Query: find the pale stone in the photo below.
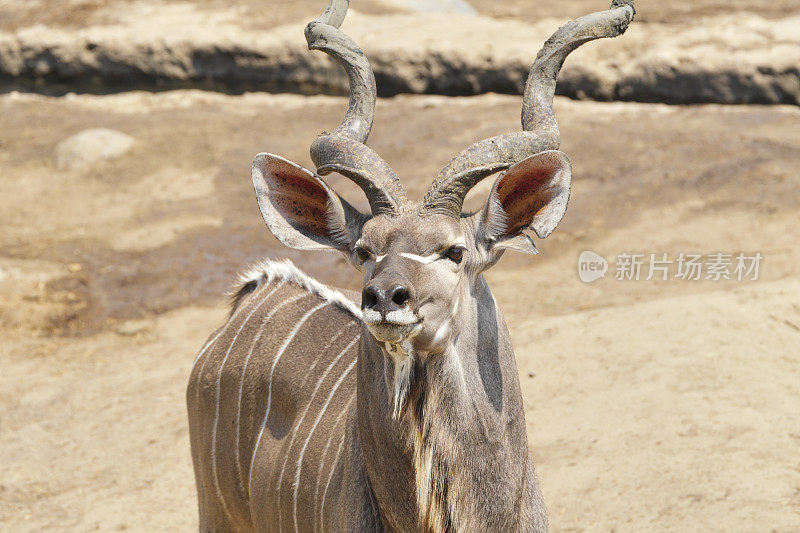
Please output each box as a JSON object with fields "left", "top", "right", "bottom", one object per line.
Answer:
{"left": 54, "top": 128, "right": 134, "bottom": 170}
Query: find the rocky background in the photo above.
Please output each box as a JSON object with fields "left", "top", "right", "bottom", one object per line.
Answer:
{"left": 1, "top": 1, "right": 799, "bottom": 531}
{"left": 2, "top": 0, "right": 799, "bottom": 103}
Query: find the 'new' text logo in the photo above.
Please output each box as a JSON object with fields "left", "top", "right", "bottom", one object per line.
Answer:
{"left": 578, "top": 251, "right": 608, "bottom": 283}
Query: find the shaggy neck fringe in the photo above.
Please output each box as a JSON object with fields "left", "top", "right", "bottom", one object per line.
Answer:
{"left": 403, "top": 364, "right": 454, "bottom": 533}
{"left": 229, "top": 258, "right": 362, "bottom": 318}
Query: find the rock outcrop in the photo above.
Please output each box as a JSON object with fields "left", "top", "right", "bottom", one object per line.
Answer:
{"left": 1, "top": 12, "right": 798, "bottom": 104}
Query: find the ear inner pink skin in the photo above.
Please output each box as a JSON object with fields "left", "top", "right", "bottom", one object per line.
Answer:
{"left": 496, "top": 166, "right": 558, "bottom": 234}
{"left": 490, "top": 151, "right": 571, "bottom": 238}
{"left": 266, "top": 170, "right": 331, "bottom": 237}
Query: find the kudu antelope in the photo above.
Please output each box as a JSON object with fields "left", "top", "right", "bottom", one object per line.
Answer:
{"left": 188, "top": 0, "right": 635, "bottom": 530}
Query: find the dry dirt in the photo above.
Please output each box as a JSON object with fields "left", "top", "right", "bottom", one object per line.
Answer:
{"left": 1, "top": 91, "right": 799, "bottom": 531}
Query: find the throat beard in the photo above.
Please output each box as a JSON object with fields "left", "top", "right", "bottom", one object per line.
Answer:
{"left": 383, "top": 341, "right": 415, "bottom": 419}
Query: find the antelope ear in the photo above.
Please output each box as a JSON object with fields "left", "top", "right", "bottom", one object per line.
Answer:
{"left": 478, "top": 150, "right": 572, "bottom": 251}
{"left": 252, "top": 153, "right": 365, "bottom": 252}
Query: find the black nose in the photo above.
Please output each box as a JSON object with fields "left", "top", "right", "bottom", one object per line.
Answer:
{"left": 362, "top": 284, "right": 411, "bottom": 317}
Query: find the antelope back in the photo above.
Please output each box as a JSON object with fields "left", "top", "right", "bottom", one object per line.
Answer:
{"left": 188, "top": 261, "right": 363, "bottom": 531}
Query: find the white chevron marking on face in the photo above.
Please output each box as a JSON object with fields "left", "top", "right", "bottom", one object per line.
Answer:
{"left": 398, "top": 252, "right": 439, "bottom": 264}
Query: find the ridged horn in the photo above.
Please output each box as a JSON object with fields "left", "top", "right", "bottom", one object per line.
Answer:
{"left": 305, "top": 0, "right": 408, "bottom": 215}
{"left": 422, "top": 0, "right": 635, "bottom": 217}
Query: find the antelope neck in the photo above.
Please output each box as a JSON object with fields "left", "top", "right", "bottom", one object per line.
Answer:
{"left": 354, "top": 278, "right": 531, "bottom": 531}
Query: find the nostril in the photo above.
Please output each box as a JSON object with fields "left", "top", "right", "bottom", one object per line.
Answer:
{"left": 362, "top": 286, "right": 379, "bottom": 309}
{"left": 391, "top": 287, "right": 410, "bottom": 307}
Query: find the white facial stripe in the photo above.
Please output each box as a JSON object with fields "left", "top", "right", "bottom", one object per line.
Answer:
{"left": 375, "top": 254, "right": 387, "bottom": 263}
{"left": 432, "top": 320, "right": 450, "bottom": 344}
{"left": 399, "top": 252, "right": 439, "bottom": 264}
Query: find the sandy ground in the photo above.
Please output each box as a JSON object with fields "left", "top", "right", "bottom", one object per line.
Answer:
{"left": 1, "top": 91, "right": 799, "bottom": 531}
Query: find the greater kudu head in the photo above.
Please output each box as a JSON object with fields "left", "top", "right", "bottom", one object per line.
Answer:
{"left": 253, "top": 0, "right": 635, "bottom": 354}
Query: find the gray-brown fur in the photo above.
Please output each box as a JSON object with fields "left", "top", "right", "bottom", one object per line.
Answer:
{"left": 189, "top": 269, "right": 365, "bottom": 531}
{"left": 189, "top": 253, "right": 546, "bottom": 531}
{"left": 189, "top": 0, "right": 635, "bottom": 530}
{"left": 355, "top": 262, "right": 548, "bottom": 532}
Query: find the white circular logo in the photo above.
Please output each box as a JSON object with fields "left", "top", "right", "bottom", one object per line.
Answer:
{"left": 577, "top": 251, "right": 608, "bottom": 283}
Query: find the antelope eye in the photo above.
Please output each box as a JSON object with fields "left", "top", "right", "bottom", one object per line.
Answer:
{"left": 354, "top": 247, "right": 370, "bottom": 263}
{"left": 444, "top": 246, "right": 464, "bottom": 264}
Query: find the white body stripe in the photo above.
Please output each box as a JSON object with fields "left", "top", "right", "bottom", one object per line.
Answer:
{"left": 193, "top": 329, "right": 223, "bottom": 367}
{"left": 248, "top": 301, "right": 329, "bottom": 497}
{"left": 210, "top": 285, "right": 283, "bottom": 524}
{"left": 233, "top": 289, "right": 307, "bottom": 488}
{"left": 192, "top": 261, "right": 367, "bottom": 531}
{"left": 313, "top": 408, "right": 346, "bottom": 532}
{"left": 274, "top": 330, "right": 357, "bottom": 525}
{"left": 292, "top": 339, "right": 359, "bottom": 533}
{"left": 191, "top": 283, "right": 274, "bottom": 525}
{"left": 320, "top": 420, "right": 349, "bottom": 530}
